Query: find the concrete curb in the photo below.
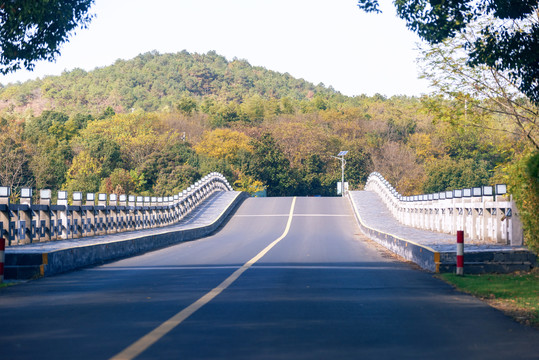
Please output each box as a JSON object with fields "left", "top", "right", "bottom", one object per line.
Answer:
{"left": 348, "top": 193, "right": 440, "bottom": 272}
{"left": 6, "top": 191, "right": 249, "bottom": 279}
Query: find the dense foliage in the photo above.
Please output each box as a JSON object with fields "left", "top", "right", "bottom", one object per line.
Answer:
{"left": 0, "top": 51, "right": 335, "bottom": 115}
{"left": 0, "top": 0, "right": 95, "bottom": 74}
{"left": 0, "top": 50, "right": 536, "bottom": 250}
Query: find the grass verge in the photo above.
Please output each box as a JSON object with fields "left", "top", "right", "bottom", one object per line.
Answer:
{"left": 437, "top": 270, "right": 539, "bottom": 328}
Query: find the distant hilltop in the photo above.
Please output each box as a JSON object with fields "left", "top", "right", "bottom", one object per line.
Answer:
{"left": 0, "top": 50, "right": 338, "bottom": 116}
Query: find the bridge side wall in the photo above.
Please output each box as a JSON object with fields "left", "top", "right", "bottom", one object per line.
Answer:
{"left": 364, "top": 173, "right": 524, "bottom": 246}
{"left": 0, "top": 173, "right": 233, "bottom": 248}
{"left": 42, "top": 192, "right": 249, "bottom": 277}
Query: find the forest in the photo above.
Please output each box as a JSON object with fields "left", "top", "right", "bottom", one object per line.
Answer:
{"left": 0, "top": 50, "right": 537, "bottom": 251}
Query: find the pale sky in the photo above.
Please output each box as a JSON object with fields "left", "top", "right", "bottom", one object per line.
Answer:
{"left": 0, "top": 0, "right": 431, "bottom": 97}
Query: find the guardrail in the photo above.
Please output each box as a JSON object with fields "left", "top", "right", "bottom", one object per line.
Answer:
{"left": 365, "top": 172, "right": 523, "bottom": 246}
{"left": 0, "top": 172, "right": 233, "bottom": 247}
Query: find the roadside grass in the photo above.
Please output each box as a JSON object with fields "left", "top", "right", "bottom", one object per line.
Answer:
{"left": 0, "top": 281, "right": 24, "bottom": 289}
{"left": 437, "top": 270, "right": 539, "bottom": 328}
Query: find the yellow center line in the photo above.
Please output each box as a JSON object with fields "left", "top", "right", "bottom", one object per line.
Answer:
{"left": 109, "top": 197, "right": 297, "bottom": 360}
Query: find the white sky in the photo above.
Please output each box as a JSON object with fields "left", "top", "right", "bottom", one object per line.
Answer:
{"left": 0, "top": 0, "right": 431, "bottom": 97}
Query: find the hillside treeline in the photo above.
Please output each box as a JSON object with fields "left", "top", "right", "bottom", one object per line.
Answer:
{"left": 0, "top": 92, "right": 515, "bottom": 198}
{"left": 0, "top": 51, "right": 536, "bottom": 252}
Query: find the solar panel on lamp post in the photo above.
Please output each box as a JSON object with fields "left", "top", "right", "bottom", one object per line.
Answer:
{"left": 330, "top": 151, "right": 348, "bottom": 197}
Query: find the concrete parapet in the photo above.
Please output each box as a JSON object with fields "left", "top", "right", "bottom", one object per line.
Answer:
{"left": 348, "top": 190, "right": 536, "bottom": 274}
{"left": 4, "top": 191, "right": 248, "bottom": 280}
{"left": 365, "top": 172, "right": 523, "bottom": 246}
{"left": 0, "top": 172, "right": 233, "bottom": 248}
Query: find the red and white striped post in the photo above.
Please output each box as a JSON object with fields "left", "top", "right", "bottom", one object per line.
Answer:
{"left": 0, "top": 238, "right": 5, "bottom": 284}
{"left": 456, "top": 230, "right": 464, "bottom": 276}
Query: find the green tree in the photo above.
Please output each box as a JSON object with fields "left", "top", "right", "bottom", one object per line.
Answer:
{"left": 79, "top": 112, "right": 176, "bottom": 168}
{"left": 177, "top": 96, "right": 198, "bottom": 114}
{"left": 137, "top": 142, "right": 196, "bottom": 192}
{"left": 0, "top": 0, "right": 95, "bottom": 74}
{"left": 153, "top": 164, "right": 200, "bottom": 196}
{"left": 77, "top": 134, "right": 124, "bottom": 178}
{"left": 357, "top": 0, "right": 539, "bottom": 104}
{"left": 248, "top": 133, "right": 299, "bottom": 196}
{"left": 342, "top": 145, "right": 373, "bottom": 190}
{"left": 99, "top": 106, "right": 115, "bottom": 119}
{"left": 28, "top": 138, "right": 72, "bottom": 189}
{"left": 423, "top": 157, "right": 491, "bottom": 193}
{"left": 24, "top": 111, "right": 69, "bottom": 142}
{"left": 498, "top": 150, "right": 539, "bottom": 253}
{"left": 241, "top": 95, "right": 266, "bottom": 123}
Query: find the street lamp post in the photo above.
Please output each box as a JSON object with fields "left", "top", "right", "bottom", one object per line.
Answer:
{"left": 331, "top": 151, "right": 348, "bottom": 197}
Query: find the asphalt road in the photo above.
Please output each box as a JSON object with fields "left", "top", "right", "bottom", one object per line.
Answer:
{"left": 0, "top": 197, "right": 538, "bottom": 359}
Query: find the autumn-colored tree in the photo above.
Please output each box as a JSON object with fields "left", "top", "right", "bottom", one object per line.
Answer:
{"left": 79, "top": 112, "right": 178, "bottom": 168}
{"left": 99, "top": 169, "right": 145, "bottom": 195}
{"left": 63, "top": 151, "right": 101, "bottom": 194}
{"left": 0, "top": 120, "right": 31, "bottom": 190}
{"left": 230, "top": 165, "right": 266, "bottom": 195}
{"left": 372, "top": 141, "right": 424, "bottom": 195}
{"left": 194, "top": 129, "right": 253, "bottom": 164}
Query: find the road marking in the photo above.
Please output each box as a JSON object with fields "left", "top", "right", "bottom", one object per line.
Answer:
{"left": 109, "top": 197, "right": 297, "bottom": 360}
{"left": 236, "top": 214, "right": 350, "bottom": 217}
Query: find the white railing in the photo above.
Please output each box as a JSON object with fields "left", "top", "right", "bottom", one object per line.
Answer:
{"left": 364, "top": 172, "right": 523, "bottom": 246}
{"left": 0, "top": 172, "right": 233, "bottom": 247}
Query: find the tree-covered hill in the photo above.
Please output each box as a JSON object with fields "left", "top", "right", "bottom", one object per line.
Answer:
{"left": 0, "top": 49, "right": 537, "bottom": 252}
{"left": 0, "top": 50, "right": 337, "bottom": 115}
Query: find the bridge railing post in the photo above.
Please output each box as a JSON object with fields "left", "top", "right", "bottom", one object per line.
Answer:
{"left": 0, "top": 187, "right": 11, "bottom": 246}
{"left": 118, "top": 195, "right": 127, "bottom": 232}
{"left": 85, "top": 193, "right": 96, "bottom": 237}
{"left": 108, "top": 194, "right": 118, "bottom": 234}
{"left": 135, "top": 196, "right": 143, "bottom": 230}
{"left": 127, "top": 195, "right": 136, "bottom": 231}
{"left": 38, "top": 190, "right": 52, "bottom": 242}
{"left": 97, "top": 193, "right": 108, "bottom": 235}
{"left": 56, "top": 191, "right": 69, "bottom": 240}
{"left": 71, "top": 192, "right": 83, "bottom": 239}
